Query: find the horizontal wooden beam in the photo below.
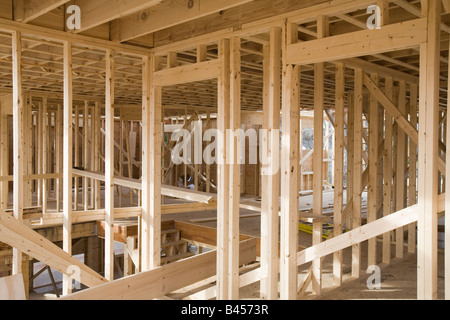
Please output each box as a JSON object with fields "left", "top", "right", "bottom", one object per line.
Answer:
{"left": 72, "top": 169, "right": 215, "bottom": 203}
{"left": 152, "top": 60, "right": 221, "bottom": 87}
{"left": 75, "top": 0, "right": 163, "bottom": 33}
{"left": 114, "top": 0, "right": 254, "bottom": 42}
{"left": 60, "top": 238, "right": 257, "bottom": 300}
{"left": 286, "top": 18, "right": 427, "bottom": 65}
{"left": 14, "top": 0, "right": 70, "bottom": 23}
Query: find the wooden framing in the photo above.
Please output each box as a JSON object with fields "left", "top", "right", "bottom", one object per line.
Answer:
{"left": 417, "top": 0, "right": 441, "bottom": 300}
{"left": 0, "top": 0, "right": 448, "bottom": 302}
{"left": 260, "top": 26, "right": 281, "bottom": 300}
{"left": 279, "top": 22, "right": 300, "bottom": 300}
{"left": 62, "top": 40, "right": 73, "bottom": 296}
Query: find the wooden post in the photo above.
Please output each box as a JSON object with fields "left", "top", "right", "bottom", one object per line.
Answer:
{"left": 142, "top": 54, "right": 162, "bottom": 272}
{"left": 0, "top": 101, "right": 8, "bottom": 211}
{"left": 368, "top": 73, "right": 379, "bottom": 267}
{"left": 42, "top": 97, "right": 48, "bottom": 214}
{"left": 383, "top": 77, "right": 394, "bottom": 265}
{"left": 228, "top": 36, "right": 241, "bottom": 300}
{"left": 94, "top": 102, "right": 100, "bottom": 210}
{"left": 217, "top": 38, "right": 231, "bottom": 300}
{"left": 395, "top": 80, "right": 407, "bottom": 259}
{"left": 84, "top": 101, "right": 89, "bottom": 211}
{"left": 62, "top": 40, "right": 73, "bottom": 296}
{"left": 417, "top": 0, "right": 440, "bottom": 300}
{"left": 333, "top": 62, "right": 345, "bottom": 287}
{"left": 105, "top": 49, "right": 115, "bottom": 281}
{"left": 408, "top": 83, "right": 418, "bottom": 254}
{"left": 352, "top": 68, "right": 363, "bottom": 279}
{"left": 260, "top": 26, "right": 281, "bottom": 300}
{"left": 446, "top": 40, "right": 450, "bottom": 301}
{"left": 74, "top": 105, "right": 79, "bottom": 210}
{"left": 280, "top": 22, "right": 300, "bottom": 300}
{"left": 12, "top": 30, "right": 24, "bottom": 277}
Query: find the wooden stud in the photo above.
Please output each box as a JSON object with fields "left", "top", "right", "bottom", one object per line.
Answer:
{"left": 260, "top": 26, "right": 281, "bottom": 301}
{"left": 417, "top": 0, "right": 440, "bottom": 300}
{"left": 62, "top": 40, "right": 73, "bottom": 296}
{"left": 383, "top": 77, "right": 394, "bottom": 265}
{"left": 12, "top": 30, "right": 24, "bottom": 277}
{"left": 408, "top": 83, "right": 418, "bottom": 254}
{"left": 217, "top": 38, "right": 231, "bottom": 300}
{"left": 352, "top": 68, "right": 363, "bottom": 279}
{"left": 333, "top": 62, "right": 345, "bottom": 287}
{"left": 0, "top": 100, "right": 8, "bottom": 212}
{"left": 141, "top": 54, "right": 162, "bottom": 272}
{"left": 42, "top": 97, "right": 48, "bottom": 214}
{"left": 105, "top": 49, "right": 115, "bottom": 281}
{"left": 395, "top": 80, "right": 407, "bottom": 259}
{"left": 368, "top": 73, "right": 379, "bottom": 267}
{"left": 228, "top": 36, "right": 241, "bottom": 300}
{"left": 280, "top": 22, "right": 300, "bottom": 300}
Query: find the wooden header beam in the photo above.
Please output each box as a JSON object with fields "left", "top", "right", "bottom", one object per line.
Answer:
{"left": 286, "top": 18, "right": 427, "bottom": 65}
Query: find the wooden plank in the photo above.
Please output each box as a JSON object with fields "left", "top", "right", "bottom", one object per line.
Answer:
{"left": 352, "top": 68, "right": 363, "bottom": 279}
{"left": 368, "top": 73, "right": 379, "bottom": 267}
{"left": 260, "top": 26, "right": 281, "bottom": 300}
{"left": 0, "top": 274, "right": 26, "bottom": 300}
{"left": 11, "top": 30, "right": 23, "bottom": 277}
{"left": 286, "top": 18, "right": 427, "bottom": 65}
{"left": 417, "top": 0, "right": 440, "bottom": 300}
{"left": 383, "top": 77, "right": 394, "bottom": 265}
{"left": 0, "top": 88, "right": 9, "bottom": 211}
{"left": 446, "top": 39, "right": 450, "bottom": 301}
{"left": 74, "top": 0, "right": 162, "bottom": 33}
{"left": 141, "top": 54, "right": 162, "bottom": 271}
{"left": 395, "top": 80, "right": 407, "bottom": 259}
{"left": 115, "top": 0, "right": 254, "bottom": 42}
{"left": 0, "top": 211, "right": 107, "bottom": 288}
{"left": 228, "top": 36, "right": 241, "bottom": 300}
{"left": 152, "top": 60, "right": 220, "bottom": 87}
{"left": 60, "top": 238, "right": 257, "bottom": 300}
{"left": 217, "top": 38, "right": 231, "bottom": 300}
{"left": 62, "top": 40, "right": 73, "bottom": 296}
{"left": 408, "top": 83, "right": 418, "bottom": 254}
{"left": 42, "top": 97, "right": 48, "bottom": 214}
{"left": 333, "top": 62, "right": 345, "bottom": 287}
{"left": 14, "top": 0, "right": 70, "bottom": 23}
{"left": 105, "top": 49, "right": 115, "bottom": 281}
{"left": 297, "top": 205, "right": 420, "bottom": 267}
{"left": 280, "top": 22, "right": 300, "bottom": 300}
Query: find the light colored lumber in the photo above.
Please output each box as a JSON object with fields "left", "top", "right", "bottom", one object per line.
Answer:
{"left": 0, "top": 210, "right": 107, "bottom": 288}
{"left": 417, "top": 0, "right": 440, "bottom": 300}
{"left": 368, "top": 73, "right": 379, "bottom": 267}
{"left": 333, "top": 62, "right": 345, "bottom": 287}
{"left": 60, "top": 238, "right": 257, "bottom": 300}
{"left": 383, "top": 77, "right": 394, "bottom": 265}
{"left": 152, "top": 60, "right": 221, "bottom": 87}
{"left": 62, "top": 40, "right": 73, "bottom": 296}
{"left": 105, "top": 49, "right": 115, "bottom": 281}
{"left": 74, "top": 0, "right": 162, "bottom": 33}
{"left": 12, "top": 30, "right": 24, "bottom": 277}
{"left": 352, "top": 68, "right": 363, "bottom": 279}
{"left": 286, "top": 18, "right": 427, "bottom": 65}
{"left": 217, "top": 38, "right": 231, "bottom": 300}
{"left": 0, "top": 274, "right": 26, "bottom": 300}
{"left": 14, "top": 0, "right": 70, "bottom": 23}
{"left": 114, "top": 0, "right": 255, "bottom": 42}
{"left": 280, "top": 22, "right": 300, "bottom": 300}
{"left": 260, "top": 26, "right": 281, "bottom": 300}
{"left": 297, "top": 205, "right": 419, "bottom": 267}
